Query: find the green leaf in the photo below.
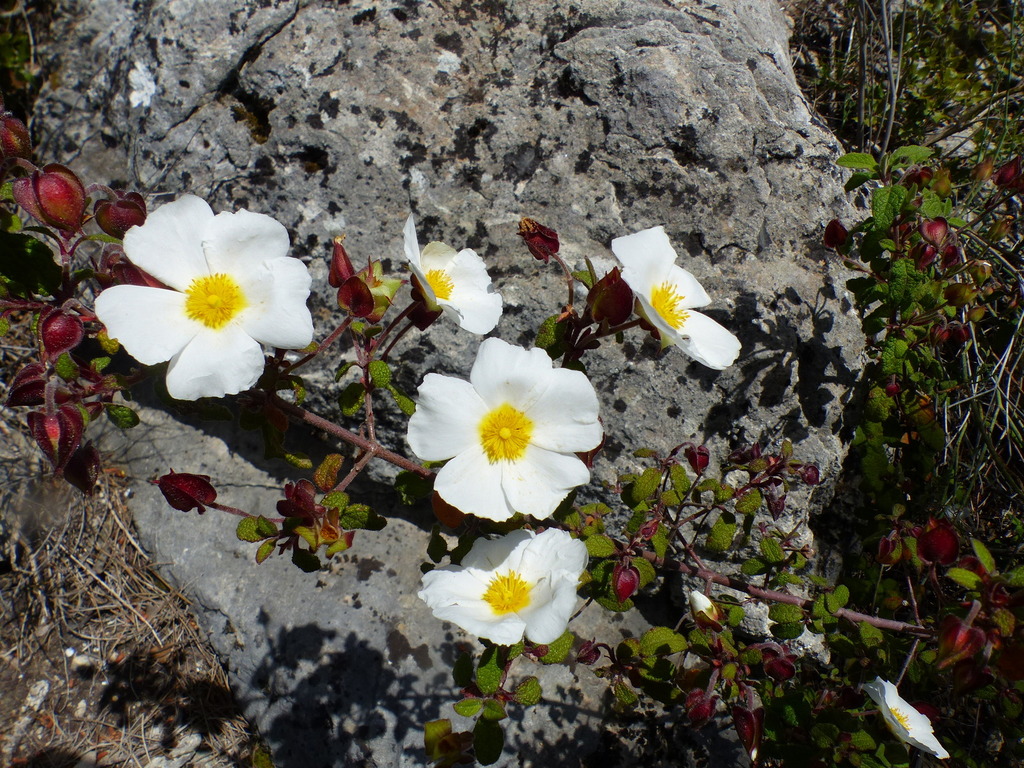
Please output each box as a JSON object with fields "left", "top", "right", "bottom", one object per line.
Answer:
{"left": 338, "top": 381, "right": 364, "bottom": 417}
{"left": 811, "top": 722, "right": 841, "bottom": 748}
{"left": 669, "top": 463, "right": 691, "bottom": 496}
{"left": 640, "top": 627, "right": 688, "bottom": 657}
{"left": 535, "top": 314, "right": 568, "bottom": 359}
{"left": 887, "top": 259, "right": 916, "bottom": 309}
{"left": 539, "top": 630, "right": 574, "bottom": 664}
{"left": 825, "top": 585, "right": 850, "bottom": 614}
{"left": 255, "top": 539, "right": 275, "bottom": 564}
{"left": 367, "top": 359, "right": 391, "bottom": 388}
{"left": 741, "top": 557, "right": 768, "bottom": 576}
{"left": 476, "top": 647, "right": 503, "bottom": 695}
{"left": 424, "top": 719, "right": 454, "bottom": 761}
{"left": 385, "top": 383, "right": 416, "bottom": 416}
{"left": 837, "top": 152, "right": 879, "bottom": 171}
{"left": 0, "top": 230, "right": 62, "bottom": 298}
{"left": 427, "top": 525, "right": 448, "bottom": 563}
{"left": 54, "top": 352, "right": 79, "bottom": 382}
{"left": 971, "top": 538, "right": 996, "bottom": 574}
{"left": 759, "top": 537, "right": 785, "bottom": 564}
{"left": 735, "top": 488, "right": 763, "bottom": 515}
{"left": 918, "top": 189, "right": 948, "bottom": 218}
{"left": 284, "top": 451, "right": 313, "bottom": 470}
{"left": 571, "top": 269, "right": 595, "bottom": 289}
{"left": 291, "top": 549, "right": 321, "bottom": 572}
{"left": 632, "top": 556, "right": 656, "bottom": 588}
{"left": 871, "top": 185, "right": 909, "bottom": 233}
{"left": 858, "top": 621, "right": 884, "bottom": 648}
{"left": 768, "top": 604, "right": 804, "bottom": 624}
{"left": 321, "top": 490, "right": 350, "bottom": 512}
{"left": 452, "top": 652, "right": 473, "bottom": 687}
{"left": 313, "top": 453, "right": 344, "bottom": 492}
{"left": 849, "top": 729, "right": 877, "bottom": 752}
{"left": 623, "top": 467, "right": 662, "bottom": 509}
{"left": 770, "top": 622, "right": 805, "bottom": 640}
{"left": 338, "top": 503, "right": 387, "bottom": 531}
{"left": 705, "top": 512, "right": 737, "bottom": 553}
{"left": 1006, "top": 566, "right": 1024, "bottom": 588}
{"left": 480, "top": 699, "right": 507, "bottom": 721}
{"left": 880, "top": 336, "right": 910, "bottom": 376}
{"left": 584, "top": 535, "right": 617, "bottom": 558}
{"left": 845, "top": 171, "right": 875, "bottom": 192}
{"left": 946, "top": 566, "right": 982, "bottom": 590}
{"left": 105, "top": 403, "right": 140, "bottom": 429}
{"left": 334, "top": 361, "right": 357, "bottom": 381}
{"left": 612, "top": 681, "right": 639, "bottom": 707}
{"left": 255, "top": 515, "right": 278, "bottom": 537}
{"left": 888, "top": 145, "right": 932, "bottom": 167}
{"left": 236, "top": 516, "right": 267, "bottom": 542}
{"left": 513, "top": 676, "right": 542, "bottom": 706}
{"left": 394, "top": 470, "right": 433, "bottom": 505}
{"left": 472, "top": 717, "right": 504, "bottom": 766}
{"left": 453, "top": 698, "right": 483, "bottom": 717}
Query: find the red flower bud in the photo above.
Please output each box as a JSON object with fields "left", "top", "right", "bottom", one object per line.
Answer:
{"left": 157, "top": 470, "right": 217, "bottom": 513}
{"left": 940, "top": 244, "right": 961, "bottom": 269}
{"left": 64, "top": 442, "right": 101, "bottom": 494}
{"left": 337, "top": 274, "right": 375, "bottom": 318}
{"left": 0, "top": 113, "right": 31, "bottom": 159}
{"left": 823, "top": 219, "right": 848, "bottom": 250}
{"left": 684, "top": 444, "right": 710, "bottom": 474}
{"left": 685, "top": 689, "right": 718, "bottom": 727}
{"left": 762, "top": 646, "right": 797, "bottom": 681}
{"left": 994, "top": 156, "right": 1021, "bottom": 187}
{"left": 876, "top": 530, "right": 903, "bottom": 565}
{"left": 588, "top": 267, "right": 633, "bottom": 325}
{"left": 6, "top": 362, "right": 48, "bottom": 407}
{"left": 12, "top": 163, "right": 86, "bottom": 232}
{"left": 937, "top": 615, "right": 985, "bottom": 669}
{"left": 800, "top": 465, "right": 820, "bottom": 485}
{"left": 917, "top": 518, "right": 959, "bottom": 565}
{"left": 918, "top": 218, "right": 948, "bottom": 247}
{"left": 732, "top": 706, "right": 765, "bottom": 762}
{"left": 40, "top": 311, "right": 84, "bottom": 358}
{"left": 328, "top": 236, "right": 356, "bottom": 288}
{"left": 94, "top": 193, "right": 147, "bottom": 239}
{"left": 28, "top": 405, "right": 85, "bottom": 474}
{"left": 576, "top": 640, "right": 601, "bottom": 665}
{"left": 638, "top": 518, "right": 660, "bottom": 541}
{"left": 517, "top": 217, "right": 559, "bottom": 263}
{"left": 612, "top": 562, "right": 640, "bottom": 603}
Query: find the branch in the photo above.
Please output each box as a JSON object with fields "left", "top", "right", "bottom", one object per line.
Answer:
{"left": 642, "top": 551, "right": 934, "bottom": 639}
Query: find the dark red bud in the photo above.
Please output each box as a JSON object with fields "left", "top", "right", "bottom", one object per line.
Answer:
{"left": 94, "top": 195, "right": 147, "bottom": 239}
{"left": 157, "top": 470, "right": 217, "bottom": 513}
{"left": 685, "top": 689, "right": 717, "bottom": 727}
{"left": 876, "top": 531, "right": 903, "bottom": 565}
{"left": 763, "top": 651, "right": 797, "bottom": 682}
{"left": 409, "top": 296, "right": 443, "bottom": 331}
{"left": 823, "top": 219, "right": 848, "bottom": 250}
{"left": 588, "top": 267, "right": 633, "bottom": 325}
{"left": 517, "top": 217, "right": 559, "bottom": 264}
{"left": 684, "top": 444, "right": 710, "bottom": 474}
{"left": 0, "top": 114, "right": 31, "bottom": 159}
{"left": 337, "top": 274, "right": 375, "bottom": 318}
{"left": 13, "top": 163, "right": 86, "bottom": 231}
{"left": 917, "top": 518, "right": 959, "bottom": 565}
{"left": 766, "top": 492, "right": 786, "bottom": 519}
{"left": 919, "top": 218, "right": 948, "bottom": 247}
{"left": 6, "top": 362, "right": 47, "bottom": 407}
{"left": 937, "top": 615, "right": 985, "bottom": 669}
{"left": 800, "top": 465, "right": 820, "bottom": 485}
{"left": 732, "top": 706, "right": 765, "bottom": 762}
{"left": 328, "top": 236, "right": 356, "bottom": 288}
{"left": 884, "top": 380, "right": 901, "bottom": 397}
{"left": 576, "top": 640, "right": 601, "bottom": 665}
{"left": 612, "top": 562, "right": 640, "bottom": 603}
{"left": 913, "top": 242, "right": 938, "bottom": 270}
{"left": 994, "top": 156, "right": 1021, "bottom": 187}
{"left": 28, "top": 405, "right": 85, "bottom": 474}
{"left": 40, "top": 311, "right": 85, "bottom": 358}
{"left": 638, "top": 518, "right": 660, "bottom": 541}
{"left": 940, "top": 244, "right": 961, "bottom": 270}
{"left": 998, "top": 642, "right": 1024, "bottom": 681}
{"left": 64, "top": 442, "right": 101, "bottom": 494}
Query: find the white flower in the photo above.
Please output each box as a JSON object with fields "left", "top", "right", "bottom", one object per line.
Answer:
{"left": 863, "top": 677, "right": 949, "bottom": 759}
{"left": 418, "top": 528, "right": 588, "bottom": 645}
{"left": 407, "top": 337, "right": 602, "bottom": 522}
{"left": 95, "top": 195, "right": 312, "bottom": 400}
{"left": 689, "top": 590, "right": 719, "bottom": 621}
{"left": 402, "top": 214, "right": 502, "bottom": 334}
{"left": 611, "top": 226, "right": 740, "bottom": 370}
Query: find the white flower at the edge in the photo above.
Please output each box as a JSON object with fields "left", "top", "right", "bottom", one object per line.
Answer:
{"left": 94, "top": 195, "right": 313, "bottom": 400}
{"left": 418, "top": 528, "right": 588, "bottom": 645}
{"left": 611, "top": 225, "right": 741, "bottom": 370}
{"left": 688, "top": 590, "right": 718, "bottom": 621}
{"left": 863, "top": 677, "right": 950, "bottom": 759}
{"left": 407, "top": 337, "right": 602, "bottom": 522}
{"left": 402, "top": 214, "right": 502, "bottom": 334}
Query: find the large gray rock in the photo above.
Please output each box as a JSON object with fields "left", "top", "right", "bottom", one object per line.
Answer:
{"left": 36, "top": 0, "right": 862, "bottom": 765}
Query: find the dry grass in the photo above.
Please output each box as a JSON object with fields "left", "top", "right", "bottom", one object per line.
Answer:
{"left": 0, "top": 332, "right": 260, "bottom": 767}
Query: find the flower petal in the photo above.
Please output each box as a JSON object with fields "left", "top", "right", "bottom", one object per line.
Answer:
{"left": 526, "top": 367, "right": 602, "bottom": 453}
{"left": 461, "top": 529, "right": 535, "bottom": 571}
{"left": 122, "top": 195, "right": 214, "bottom": 290}
{"left": 94, "top": 285, "right": 195, "bottom": 364}
{"left": 407, "top": 375, "right": 488, "bottom": 462}
{"left": 403, "top": 214, "right": 422, "bottom": 269}
{"left": 518, "top": 576, "right": 578, "bottom": 644}
{"left": 516, "top": 529, "right": 588, "bottom": 581}
{"left": 500, "top": 445, "right": 590, "bottom": 519}
{"left": 612, "top": 225, "right": 678, "bottom": 280}
{"left": 202, "top": 208, "right": 291, "bottom": 273}
{"left": 470, "top": 337, "right": 554, "bottom": 410}
{"left": 439, "top": 248, "right": 503, "bottom": 334}
{"left": 164, "top": 324, "right": 265, "bottom": 399}
{"left": 661, "top": 310, "right": 741, "bottom": 370}
{"left": 664, "top": 263, "right": 712, "bottom": 309}
{"left": 434, "top": 446, "right": 516, "bottom": 521}
{"left": 238, "top": 256, "right": 313, "bottom": 349}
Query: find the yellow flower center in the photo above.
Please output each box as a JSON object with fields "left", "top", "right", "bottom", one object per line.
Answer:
{"left": 483, "top": 571, "right": 532, "bottom": 614}
{"left": 184, "top": 273, "right": 247, "bottom": 329}
{"left": 650, "top": 281, "right": 689, "bottom": 329}
{"left": 479, "top": 403, "right": 533, "bottom": 462}
{"left": 890, "top": 707, "right": 912, "bottom": 730}
{"left": 425, "top": 269, "right": 454, "bottom": 301}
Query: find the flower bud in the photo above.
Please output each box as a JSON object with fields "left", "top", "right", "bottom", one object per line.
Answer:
{"left": 732, "top": 705, "right": 765, "bottom": 762}
{"left": 689, "top": 590, "right": 723, "bottom": 631}
{"left": 94, "top": 193, "right": 147, "bottom": 239}
{"left": 761, "top": 645, "right": 797, "bottom": 681}
{"left": 28, "top": 405, "right": 85, "bottom": 474}
{"left": 940, "top": 244, "right": 961, "bottom": 270}
{"left": 972, "top": 157, "right": 994, "bottom": 182}
{"left": 328, "top": 236, "right": 356, "bottom": 288}
{"left": 517, "top": 217, "right": 559, "bottom": 264}
{"left": 919, "top": 218, "right": 948, "bottom": 247}
{"left": 987, "top": 217, "right": 1011, "bottom": 242}
{"left": 917, "top": 517, "right": 959, "bottom": 565}
{"left": 937, "top": 614, "right": 985, "bottom": 669}
{"left": 588, "top": 267, "right": 633, "bottom": 325}
{"left": 876, "top": 530, "right": 903, "bottom": 565}
{"left": 684, "top": 444, "right": 710, "bottom": 474}
{"left": 157, "top": 470, "right": 217, "bottom": 513}
{"left": 576, "top": 640, "right": 602, "bottom": 665}
{"left": 969, "top": 261, "right": 993, "bottom": 286}
{"left": 612, "top": 562, "right": 641, "bottom": 603}
{"left": 337, "top": 274, "right": 375, "bottom": 318}
{"left": 0, "top": 113, "right": 31, "bottom": 159}
{"left": 912, "top": 242, "right": 937, "bottom": 270}
{"left": 800, "top": 465, "right": 820, "bottom": 485}
{"left": 931, "top": 167, "right": 952, "bottom": 198}
{"left": 13, "top": 163, "right": 87, "bottom": 232}
{"left": 994, "top": 156, "right": 1021, "bottom": 188}
{"left": 685, "top": 689, "right": 718, "bottom": 727}
{"left": 40, "top": 311, "right": 84, "bottom": 358}
{"left": 6, "top": 362, "right": 47, "bottom": 407}
{"left": 64, "top": 442, "right": 101, "bottom": 494}
{"left": 884, "top": 379, "right": 901, "bottom": 397}
{"left": 966, "top": 305, "right": 986, "bottom": 324}
{"left": 823, "top": 219, "right": 848, "bottom": 250}
{"left": 944, "top": 283, "right": 977, "bottom": 308}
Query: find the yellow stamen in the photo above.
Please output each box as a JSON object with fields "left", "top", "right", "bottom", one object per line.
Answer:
{"left": 890, "top": 708, "right": 912, "bottom": 730}
{"left": 425, "top": 269, "right": 454, "bottom": 300}
{"left": 650, "top": 281, "right": 690, "bottom": 329}
{"left": 184, "top": 273, "right": 247, "bottom": 329}
{"left": 483, "top": 571, "right": 532, "bottom": 614}
{"left": 479, "top": 403, "right": 533, "bottom": 462}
